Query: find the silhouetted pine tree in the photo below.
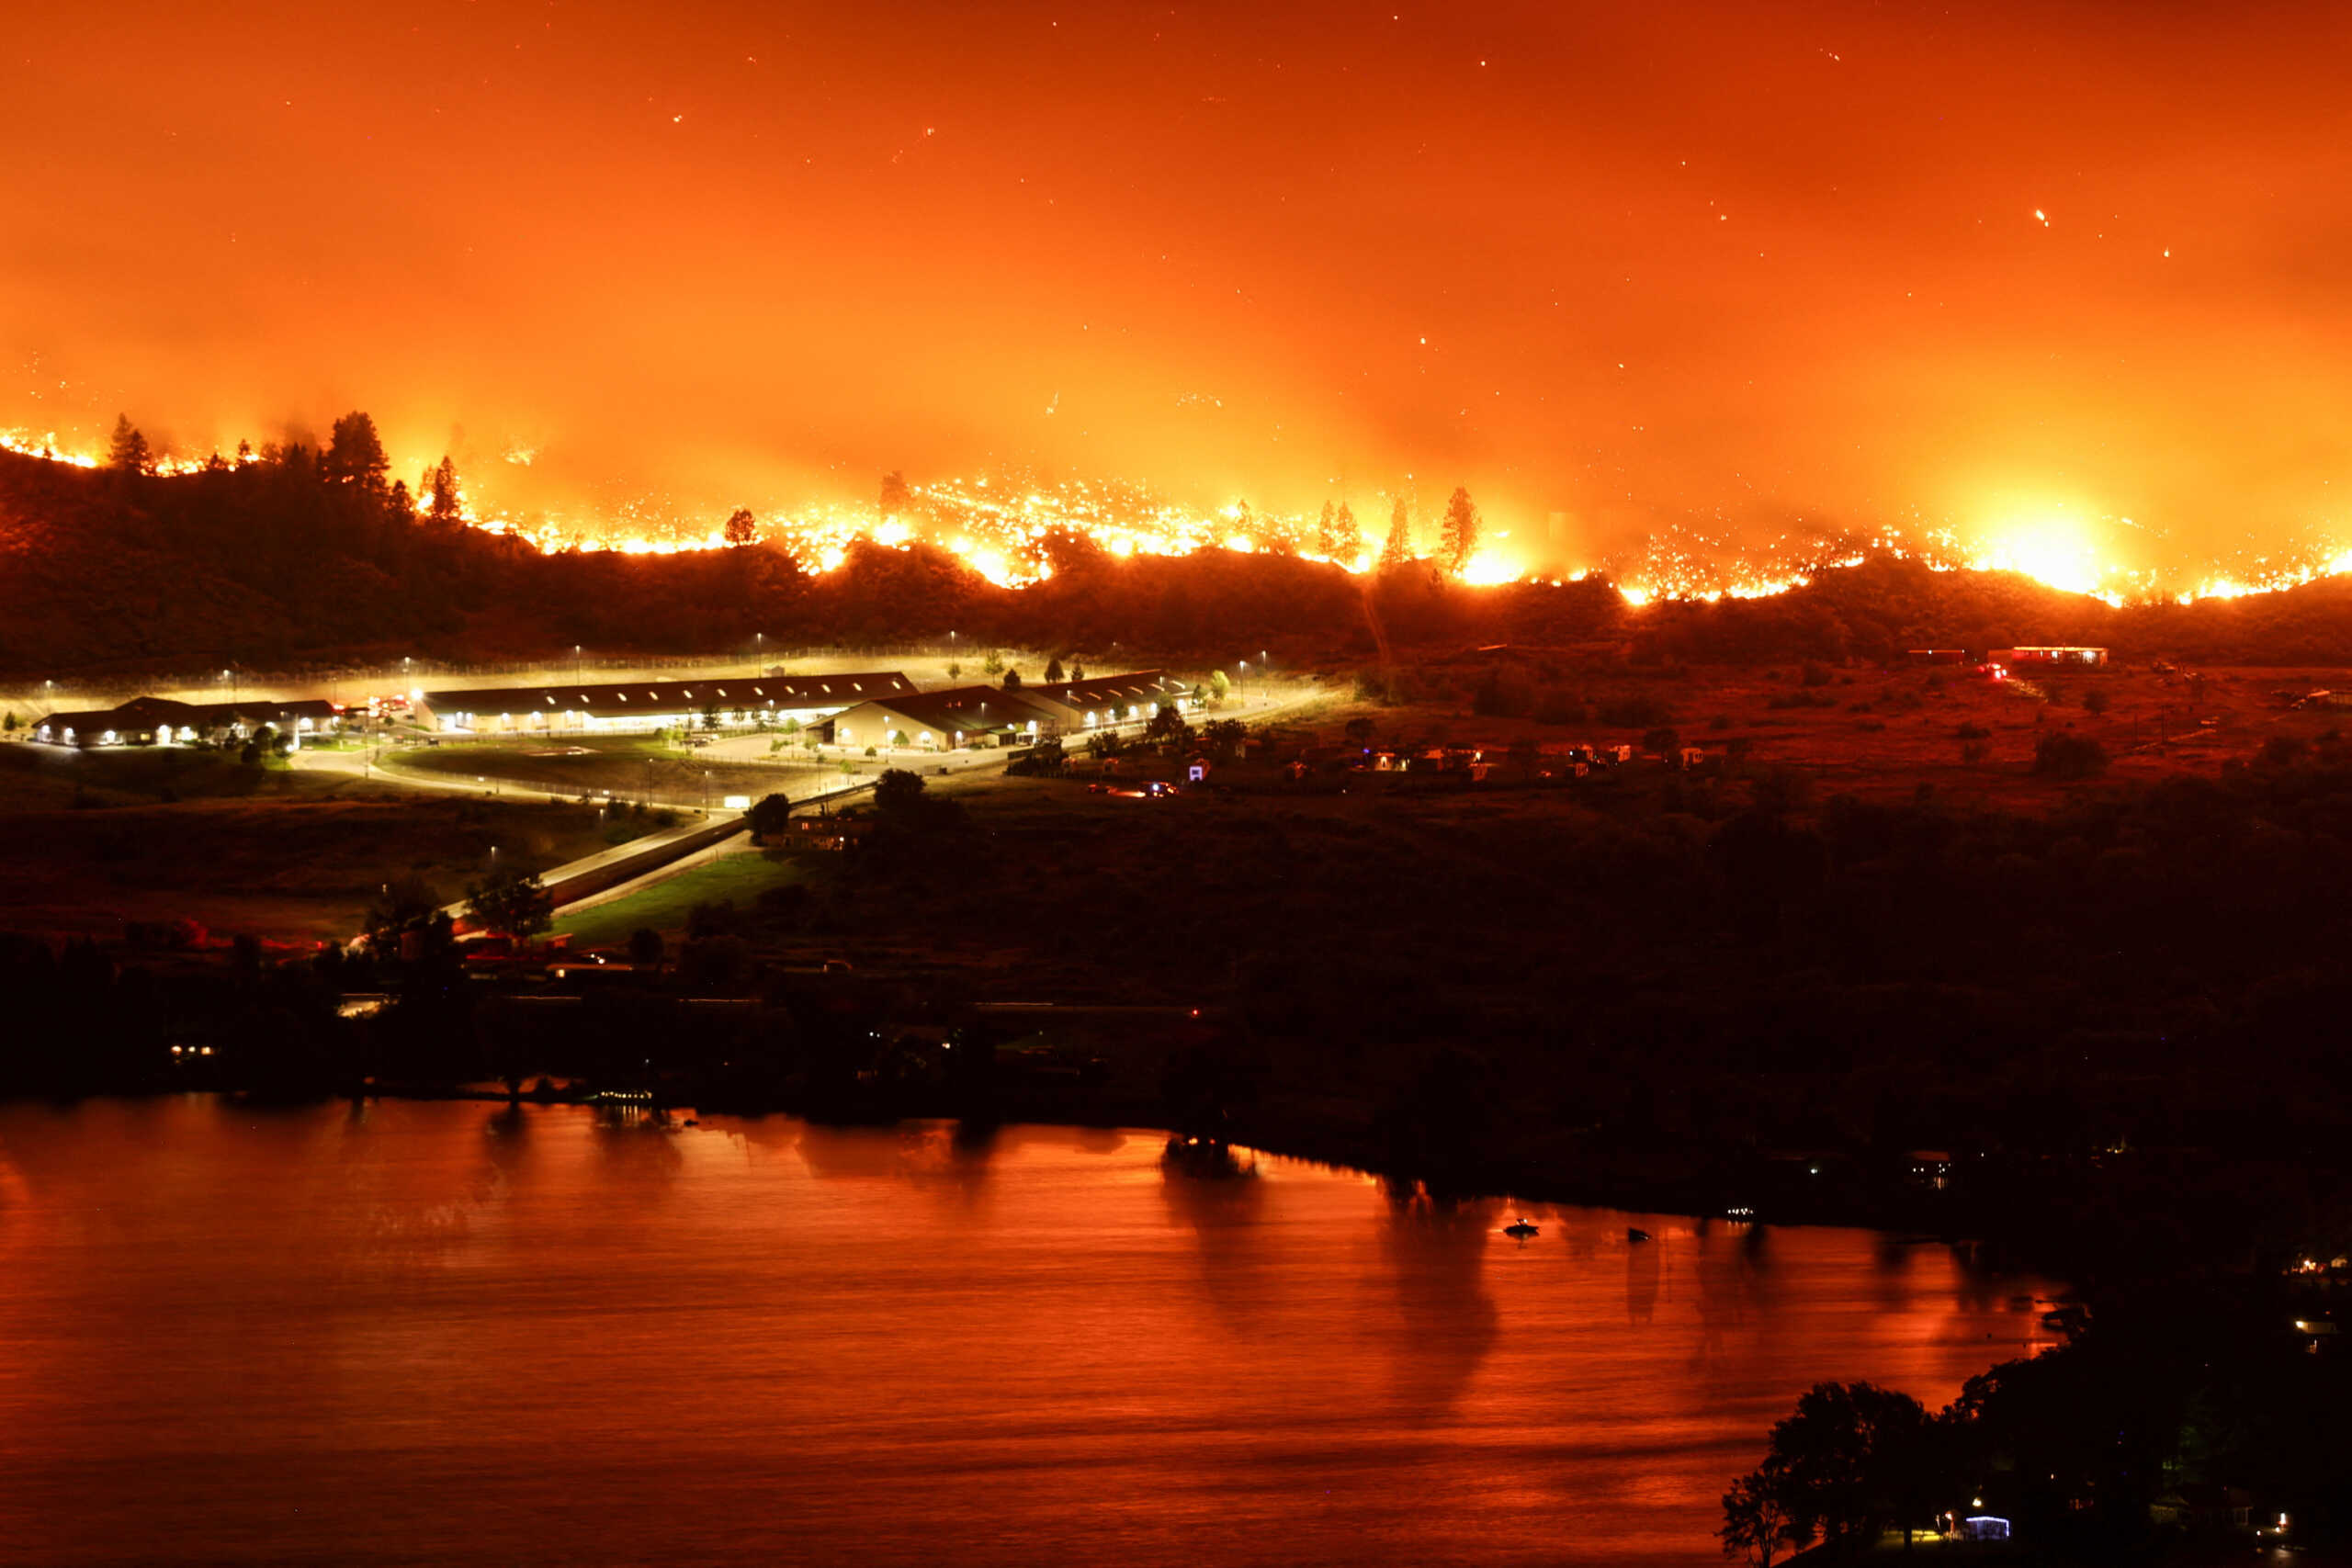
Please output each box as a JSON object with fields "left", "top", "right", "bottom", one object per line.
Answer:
{"left": 324, "top": 412, "right": 389, "bottom": 491}
{"left": 1380, "top": 496, "right": 1411, "bottom": 570}
{"left": 425, "top": 457, "right": 462, "bottom": 523}
{"left": 1442, "top": 487, "right": 1478, "bottom": 575}
{"left": 1334, "top": 501, "right": 1362, "bottom": 563}
{"left": 107, "top": 414, "right": 153, "bottom": 475}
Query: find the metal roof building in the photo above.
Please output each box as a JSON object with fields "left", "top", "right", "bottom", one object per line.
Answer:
{"left": 417, "top": 672, "right": 914, "bottom": 733}
{"left": 29, "top": 694, "right": 344, "bottom": 748}
{"left": 829, "top": 686, "right": 1063, "bottom": 751}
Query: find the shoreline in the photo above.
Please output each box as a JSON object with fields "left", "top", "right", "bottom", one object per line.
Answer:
{"left": 304, "top": 1077, "right": 2057, "bottom": 1273}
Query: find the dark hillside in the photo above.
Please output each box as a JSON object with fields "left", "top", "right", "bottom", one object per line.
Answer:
{"left": 10, "top": 447, "right": 2352, "bottom": 674}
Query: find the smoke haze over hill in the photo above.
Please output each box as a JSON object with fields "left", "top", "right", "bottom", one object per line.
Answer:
{"left": 10, "top": 3, "right": 2352, "bottom": 577}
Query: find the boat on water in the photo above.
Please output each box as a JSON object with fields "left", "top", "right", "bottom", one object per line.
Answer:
{"left": 1626, "top": 1227, "right": 1652, "bottom": 1242}
{"left": 1504, "top": 1219, "right": 1539, "bottom": 1238}
{"left": 1160, "top": 1134, "right": 1257, "bottom": 1179}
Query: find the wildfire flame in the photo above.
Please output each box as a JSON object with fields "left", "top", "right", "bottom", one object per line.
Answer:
{"left": 14, "top": 423, "right": 2352, "bottom": 611}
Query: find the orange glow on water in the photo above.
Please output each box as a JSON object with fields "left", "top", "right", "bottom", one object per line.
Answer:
{"left": 0, "top": 1099, "right": 2062, "bottom": 1568}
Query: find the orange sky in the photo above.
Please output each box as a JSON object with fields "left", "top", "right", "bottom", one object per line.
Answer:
{"left": 8, "top": 1, "right": 2352, "bottom": 569}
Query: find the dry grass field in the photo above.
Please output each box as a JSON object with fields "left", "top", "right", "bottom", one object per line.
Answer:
{"left": 0, "top": 744, "right": 632, "bottom": 943}
{"left": 1299, "top": 660, "right": 2342, "bottom": 808}
{"left": 0, "top": 657, "right": 2325, "bottom": 951}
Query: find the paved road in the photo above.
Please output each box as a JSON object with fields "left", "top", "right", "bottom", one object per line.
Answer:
{"left": 311, "top": 685, "right": 1322, "bottom": 934}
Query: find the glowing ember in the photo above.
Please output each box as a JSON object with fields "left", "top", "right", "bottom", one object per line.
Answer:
{"left": 17, "top": 426, "right": 2352, "bottom": 611}
{"left": 1458, "top": 549, "right": 1523, "bottom": 587}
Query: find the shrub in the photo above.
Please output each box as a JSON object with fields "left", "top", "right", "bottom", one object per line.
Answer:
{"left": 747, "top": 793, "right": 792, "bottom": 840}
{"left": 2259, "top": 735, "right": 2309, "bottom": 769}
{"left": 1535, "top": 689, "right": 1587, "bottom": 726}
{"left": 677, "top": 934, "right": 753, "bottom": 991}
{"left": 686, "top": 898, "right": 744, "bottom": 939}
{"left": 1598, "top": 695, "right": 1672, "bottom": 728}
{"left": 1472, "top": 668, "right": 1535, "bottom": 718}
{"left": 2033, "top": 733, "right": 2108, "bottom": 779}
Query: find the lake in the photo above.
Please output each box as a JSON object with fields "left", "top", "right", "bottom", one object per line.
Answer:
{"left": 0, "top": 1098, "right": 2055, "bottom": 1565}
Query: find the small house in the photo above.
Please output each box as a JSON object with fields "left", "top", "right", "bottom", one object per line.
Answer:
{"left": 1990, "top": 646, "right": 2108, "bottom": 670}
{"left": 792, "top": 812, "right": 873, "bottom": 852}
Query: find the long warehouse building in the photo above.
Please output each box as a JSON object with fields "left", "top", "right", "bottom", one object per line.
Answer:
{"left": 417, "top": 672, "right": 915, "bottom": 735}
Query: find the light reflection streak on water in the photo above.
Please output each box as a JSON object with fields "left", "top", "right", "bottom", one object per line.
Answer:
{"left": 0, "top": 1099, "right": 2056, "bottom": 1567}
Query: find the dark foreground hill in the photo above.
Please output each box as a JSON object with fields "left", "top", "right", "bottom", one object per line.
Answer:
{"left": 8, "top": 447, "right": 2352, "bottom": 675}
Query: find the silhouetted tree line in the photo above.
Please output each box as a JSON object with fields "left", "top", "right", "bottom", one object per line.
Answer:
{"left": 13, "top": 729, "right": 2352, "bottom": 1297}
{"left": 0, "top": 931, "right": 349, "bottom": 1100}
{"left": 24, "top": 444, "right": 2352, "bottom": 676}
{"left": 1723, "top": 1281, "right": 2352, "bottom": 1562}
{"left": 698, "top": 730, "right": 2352, "bottom": 1266}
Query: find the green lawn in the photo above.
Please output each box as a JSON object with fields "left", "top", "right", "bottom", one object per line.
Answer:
{"left": 552, "top": 848, "right": 808, "bottom": 947}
